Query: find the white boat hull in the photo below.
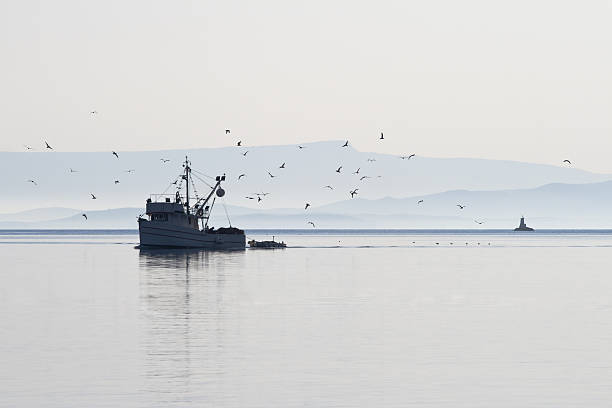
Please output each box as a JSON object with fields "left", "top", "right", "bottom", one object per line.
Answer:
{"left": 138, "top": 220, "right": 245, "bottom": 249}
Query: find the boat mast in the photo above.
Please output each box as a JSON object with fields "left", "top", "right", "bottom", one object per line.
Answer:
{"left": 184, "top": 156, "right": 190, "bottom": 214}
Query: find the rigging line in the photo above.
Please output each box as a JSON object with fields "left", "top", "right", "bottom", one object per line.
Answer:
{"left": 161, "top": 176, "right": 182, "bottom": 194}
{"left": 189, "top": 176, "right": 200, "bottom": 202}
{"left": 191, "top": 173, "right": 214, "bottom": 189}
{"left": 222, "top": 199, "right": 232, "bottom": 227}
{"left": 191, "top": 168, "right": 217, "bottom": 180}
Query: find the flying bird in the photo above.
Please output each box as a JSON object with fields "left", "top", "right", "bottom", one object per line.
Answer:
{"left": 279, "top": 162, "right": 286, "bottom": 169}
{"left": 323, "top": 185, "right": 334, "bottom": 190}
{"left": 24, "top": 145, "right": 33, "bottom": 150}
{"left": 350, "top": 189, "right": 359, "bottom": 198}
{"left": 112, "top": 151, "right": 119, "bottom": 159}
{"left": 474, "top": 220, "right": 485, "bottom": 225}
{"left": 69, "top": 168, "right": 78, "bottom": 173}
{"left": 563, "top": 159, "right": 572, "bottom": 165}
{"left": 114, "top": 180, "right": 120, "bottom": 184}
{"left": 90, "top": 110, "right": 98, "bottom": 115}
{"left": 305, "top": 203, "right": 311, "bottom": 210}
{"left": 238, "top": 174, "right": 246, "bottom": 180}
{"left": 91, "top": 193, "right": 97, "bottom": 199}
{"left": 125, "top": 169, "right": 135, "bottom": 173}
{"left": 336, "top": 166, "right": 342, "bottom": 173}
{"left": 353, "top": 168, "right": 360, "bottom": 174}
{"left": 45, "top": 141, "right": 53, "bottom": 150}
{"left": 367, "top": 158, "right": 376, "bottom": 162}
{"left": 245, "top": 196, "right": 255, "bottom": 200}
{"left": 27, "top": 179, "right": 37, "bottom": 186}
{"left": 298, "top": 145, "right": 305, "bottom": 149}
{"left": 379, "top": 132, "right": 384, "bottom": 140}
{"left": 160, "top": 158, "right": 170, "bottom": 163}
{"left": 82, "top": 214, "right": 88, "bottom": 220}
{"left": 359, "top": 176, "right": 371, "bottom": 181}
{"left": 417, "top": 200, "right": 424, "bottom": 204}
{"left": 341, "top": 141, "right": 349, "bottom": 147}
{"left": 258, "top": 196, "right": 263, "bottom": 202}
{"left": 400, "top": 154, "right": 416, "bottom": 160}
{"left": 242, "top": 151, "right": 249, "bottom": 157}
{"left": 267, "top": 171, "right": 275, "bottom": 178}
{"left": 308, "top": 221, "right": 316, "bottom": 228}
{"left": 237, "top": 141, "right": 242, "bottom": 146}
{"left": 457, "top": 204, "right": 466, "bottom": 209}
{"left": 225, "top": 129, "right": 231, "bottom": 134}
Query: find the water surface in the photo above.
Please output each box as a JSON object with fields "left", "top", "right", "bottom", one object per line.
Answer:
{"left": 1, "top": 230, "right": 612, "bottom": 407}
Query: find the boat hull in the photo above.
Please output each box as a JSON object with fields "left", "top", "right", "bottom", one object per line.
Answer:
{"left": 138, "top": 220, "right": 245, "bottom": 249}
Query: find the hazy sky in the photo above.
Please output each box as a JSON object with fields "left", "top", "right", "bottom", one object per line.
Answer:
{"left": 1, "top": 0, "right": 611, "bottom": 171}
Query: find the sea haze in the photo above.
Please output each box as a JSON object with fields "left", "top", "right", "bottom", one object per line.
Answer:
{"left": 1, "top": 230, "right": 612, "bottom": 407}
{"left": 1, "top": 141, "right": 610, "bottom": 213}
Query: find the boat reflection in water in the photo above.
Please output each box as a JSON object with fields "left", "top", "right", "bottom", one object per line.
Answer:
{"left": 137, "top": 247, "right": 246, "bottom": 404}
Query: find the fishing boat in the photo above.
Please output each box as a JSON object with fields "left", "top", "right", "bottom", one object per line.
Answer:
{"left": 248, "top": 237, "right": 287, "bottom": 248}
{"left": 138, "top": 156, "right": 245, "bottom": 249}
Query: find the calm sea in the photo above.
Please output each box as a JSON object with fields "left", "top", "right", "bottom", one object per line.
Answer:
{"left": 2, "top": 230, "right": 612, "bottom": 407}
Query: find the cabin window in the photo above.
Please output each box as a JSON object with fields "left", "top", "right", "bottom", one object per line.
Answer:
{"left": 152, "top": 213, "right": 168, "bottom": 221}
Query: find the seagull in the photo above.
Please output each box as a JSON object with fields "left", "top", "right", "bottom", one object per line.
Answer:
{"left": 305, "top": 203, "right": 311, "bottom": 210}
{"left": 359, "top": 176, "right": 371, "bottom": 181}
{"left": 114, "top": 180, "right": 120, "bottom": 184}
{"left": 474, "top": 220, "right": 485, "bottom": 225}
{"left": 237, "top": 141, "right": 242, "bottom": 146}
{"left": 160, "top": 158, "right": 170, "bottom": 163}
{"left": 112, "top": 151, "right": 119, "bottom": 159}
{"left": 457, "top": 204, "right": 466, "bottom": 209}
{"left": 336, "top": 166, "right": 342, "bottom": 173}
{"left": 242, "top": 151, "right": 249, "bottom": 157}
{"left": 238, "top": 174, "right": 246, "bottom": 180}
{"left": 563, "top": 159, "right": 572, "bottom": 165}
{"left": 350, "top": 189, "right": 359, "bottom": 198}
{"left": 341, "top": 141, "right": 349, "bottom": 147}
{"left": 125, "top": 169, "right": 135, "bottom": 173}
{"left": 91, "top": 193, "right": 97, "bottom": 199}
{"left": 82, "top": 214, "right": 88, "bottom": 220}
{"left": 27, "top": 179, "right": 37, "bottom": 186}
{"left": 225, "top": 129, "right": 231, "bottom": 134}
{"left": 417, "top": 199, "right": 424, "bottom": 204}
{"left": 279, "top": 162, "right": 286, "bottom": 169}
{"left": 45, "top": 141, "right": 53, "bottom": 150}
{"left": 69, "top": 168, "right": 78, "bottom": 173}
{"left": 267, "top": 171, "right": 275, "bottom": 178}
{"left": 379, "top": 132, "right": 384, "bottom": 140}
{"left": 367, "top": 158, "right": 376, "bottom": 162}
{"left": 353, "top": 168, "right": 360, "bottom": 174}
{"left": 323, "top": 185, "right": 334, "bottom": 190}
{"left": 308, "top": 221, "right": 316, "bottom": 228}
{"left": 24, "top": 145, "right": 33, "bottom": 150}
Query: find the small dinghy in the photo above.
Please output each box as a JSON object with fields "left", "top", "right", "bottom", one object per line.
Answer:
{"left": 248, "top": 236, "right": 287, "bottom": 248}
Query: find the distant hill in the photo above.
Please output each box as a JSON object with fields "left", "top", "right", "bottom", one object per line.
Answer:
{"left": 1, "top": 141, "right": 610, "bottom": 213}
{"left": 3, "top": 180, "right": 612, "bottom": 229}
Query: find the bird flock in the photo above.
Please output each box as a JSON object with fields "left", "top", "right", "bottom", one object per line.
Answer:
{"left": 22, "top": 124, "right": 577, "bottom": 228}
{"left": 22, "top": 121, "right": 173, "bottom": 221}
